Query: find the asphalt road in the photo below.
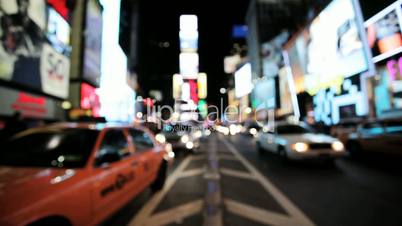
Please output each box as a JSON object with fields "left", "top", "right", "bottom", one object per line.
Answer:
{"left": 102, "top": 133, "right": 402, "bottom": 226}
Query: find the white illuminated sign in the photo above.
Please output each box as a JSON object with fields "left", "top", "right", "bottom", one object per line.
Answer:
{"left": 180, "top": 15, "right": 198, "bottom": 31}
{"left": 234, "top": 63, "right": 253, "bottom": 98}
{"left": 179, "top": 53, "right": 199, "bottom": 79}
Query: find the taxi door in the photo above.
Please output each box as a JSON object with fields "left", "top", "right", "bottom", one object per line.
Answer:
{"left": 91, "top": 128, "right": 136, "bottom": 223}
{"left": 128, "top": 129, "right": 162, "bottom": 186}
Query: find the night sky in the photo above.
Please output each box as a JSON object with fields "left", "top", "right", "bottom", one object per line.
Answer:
{"left": 137, "top": 0, "right": 250, "bottom": 106}
{"left": 135, "top": 0, "right": 396, "bottom": 106}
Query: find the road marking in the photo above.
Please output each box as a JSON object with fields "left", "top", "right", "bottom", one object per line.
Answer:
{"left": 128, "top": 155, "right": 200, "bottom": 226}
{"left": 179, "top": 168, "right": 205, "bottom": 178}
{"left": 220, "top": 136, "right": 315, "bottom": 226}
{"left": 224, "top": 198, "right": 300, "bottom": 226}
{"left": 203, "top": 134, "right": 223, "bottom": 226}
{"left": 146, "top": 200, "right": 204, "bottom": 226}
{"left": 219, "top": 168, "right": 256, "bottom": 180}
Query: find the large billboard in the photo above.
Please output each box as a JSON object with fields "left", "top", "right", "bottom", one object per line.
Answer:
{"left": 0, "top": 0, "right": 70, "bottom": 99}
{"left": 284, "top": 0, "right": 371, "bottom": 124}
{"left": 285, "top": 0, "right": 372, "bottom": 96}
{"left": 365, "top": 0, "right": 402, "bottom": 63}
{"left": 366, "top": 1, "right": 402, "bottom": 118}
{"left": 83, "top": 0, "right": 102, "bottom": 87}
{"left": 234, "top": 63, "right": 253, "bottom": 98}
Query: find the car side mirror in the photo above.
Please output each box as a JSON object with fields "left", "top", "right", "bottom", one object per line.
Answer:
{"left": 96, "top": 151, "right": 121, "bottom": 167}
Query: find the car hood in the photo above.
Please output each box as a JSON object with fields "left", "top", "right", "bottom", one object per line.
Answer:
{"left": 0, "top": 166, "right": 76, "bottom": 218}
{"left": 281, "top": 133, "right": 338, "bottom": 144}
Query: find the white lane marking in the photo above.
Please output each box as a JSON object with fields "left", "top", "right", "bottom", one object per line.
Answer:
{"left": 219, "top": 168, "right": 256, "bottom": 181}
{"left": 224, "top": 198, "right": 300, "bottom": 226}
{"left": 146, "top": 200, "right": 204, "bottom": 226}
{"left": 128, "top": 155, "right": 199, "bottom": 226}
{"left": 220, "top": 136, "right": 315, "bottom": 226}
{"left": 179, "top": 168, "right": 205, "bottom": 178}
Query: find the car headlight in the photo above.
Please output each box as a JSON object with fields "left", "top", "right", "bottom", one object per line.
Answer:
{"left": 291, "top": 142, "right": 309, "bottom": 153}
{"left": 163, "top": 143, "right": 175, "bottom": 160}
{"left": 249, "top": 128, "right": 257, "bottom": 135}
{"left": 181, "top": 135, "right": 189, "bottom": 143}
{"left": 155, "top": 134, "right": 166, "bottom": 143}
{"left": 194, "top": 131, "right": 202, "bottom": 138}
{"left": 186, "top": 141, "right": 194, "bottom": 149}
{"left": 332, "top": 141, "right": 344, "bottom": 152}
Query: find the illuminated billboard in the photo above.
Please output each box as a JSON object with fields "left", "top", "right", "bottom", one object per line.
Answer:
{"left": 0, "top": 0, "right": 70, "bottom": 99}
{"left": 179, "top": 53, "right": 199, "bottom": 79}
{"left": 83, "top": 0, "right": 102, "bottom": 87}
{"left": 234, "top": 63, "right": 253, "bottom": 98}
{"left": 197, "top": 73, "right": 207, "bottom": 99}
{"left": 81, "top": 83, "right": 100, "bottom": 117}
{"left": 253, "top": 77, "right": 276, "bottom": 110}
{"left": 365, "top": 1, "right": 402, "bottom": 63}
{"left": 46, "top": 7, "right": 71, "bottom": 54}
{"left": 285, "top": 0, "right": 371, "bottom": 96}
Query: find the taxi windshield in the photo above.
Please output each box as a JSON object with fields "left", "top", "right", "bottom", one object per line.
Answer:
{"left": 0, "top": 128, "right": 99, "bottom": 168}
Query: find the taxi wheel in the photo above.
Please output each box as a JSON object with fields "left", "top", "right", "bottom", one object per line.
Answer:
{"left": 151, "top": 161, "right": 167, "bottom": 192}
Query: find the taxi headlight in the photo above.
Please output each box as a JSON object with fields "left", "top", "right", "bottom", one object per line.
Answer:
{"left": 186, "top": 141, "right": 194, "bottom": 149}
{"left": 181, "top": 135, "right": 189, "bottom": 143}
{"left": 332, "top": 141, "right": 344, "bottom": 152}
{"left": 291, "top": 142, "right": 309, "bottom": 153}
{"left": 155, "top": 134, "right": 166, "bottom": 143}
{"left": 194, "top": 131, "right": 202, "bottom": 138}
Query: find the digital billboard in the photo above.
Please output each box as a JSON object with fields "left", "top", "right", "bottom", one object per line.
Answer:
{"left": 234, "top": 63, "right": 253, "bottom": 98}
{"left": 179, "top": 52, "right": 199, "bottom": 79}
{"left": 253, "top": 77, "right": 276, "bottom": 110}
{"left": 0, "top": 0, "right": 70, "bottom": 99}
{"left": 46, "top": 7, "right": 71, "bottom": 54}
{"left": 261, "top": 31, "right": 288, "bottom": 78}
{"left": 285, "top": 0, "right": 371, "bottom": 96}
{"left": 365, "top": 1, "right": 402, "bottom": 63}
{"left": 83, "top": 0, "right": 102, "bottom": 87}
{"left": 81, "top": 83, "right": 100, "bottom": 117}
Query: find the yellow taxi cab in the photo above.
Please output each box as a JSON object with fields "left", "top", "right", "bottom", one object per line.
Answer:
{"left": 0, "top": 123, "right": 174, "bottom": 226}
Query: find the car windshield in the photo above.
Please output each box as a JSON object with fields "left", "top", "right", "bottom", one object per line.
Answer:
{"left": 0, "top": 128, "right": 99, "bottom": 168}
{"left": 276, "top": 125, "right": 314, "bottom": 134}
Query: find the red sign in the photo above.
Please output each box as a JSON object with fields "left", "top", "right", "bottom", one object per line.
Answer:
{"left": 11, "top": 92, "right": 47, "bottom": 118}
{"left": 189, "top": 79, "right": 198, "bottom": 104}
{"left": 80, "top": 83, "right": 100, "bottom": 117}
{"left": 47, "top": 0, "right": 70, "bottom": 21}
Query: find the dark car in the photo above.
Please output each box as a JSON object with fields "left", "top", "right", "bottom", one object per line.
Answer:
{"left": 346, "top": 119, "right": 402, "bottom": 156}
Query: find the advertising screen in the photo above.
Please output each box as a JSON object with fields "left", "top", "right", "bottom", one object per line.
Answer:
{"left": 0, "top": 0, "right": 70, "bottom": 99}
{"left": 46, "top": 7, "right": 71, "bottom": 54}
{"left": 286, "top": 0, "right": 370, "bottom": 95}
{"left": 234, "top": 63, "right": 253, "bottom": 98}
{"left": 179, "top": 53, "right": 199, "bottom": 79}
{"left": 253, "top": 77, "right": 276, "bottom": 110}
{"left": 81, "top": 83, "right": 100, "bottom": 117}
{"left": 83, "top": 0, "right": 102, "bottom": 87}
{"left": 365, "top": 1, "right": 402, "bottom": 63}
{"left": 261, "top": 31, "right": 288, "bottom": 78}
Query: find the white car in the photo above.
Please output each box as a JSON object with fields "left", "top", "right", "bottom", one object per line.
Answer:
{"left": 256, "top": 122, "right": 345, "bottom": 161}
